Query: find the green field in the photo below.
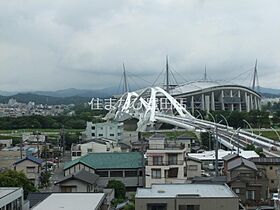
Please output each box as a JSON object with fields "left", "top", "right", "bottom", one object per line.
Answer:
{"left": 256, "top": 131, "right": 280, "bottom": 141}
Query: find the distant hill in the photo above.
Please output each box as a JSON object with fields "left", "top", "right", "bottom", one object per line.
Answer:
{"left": 259, "top": 87, "right": 280, "bottom": 96}
{"left": 0, "top": 93, "right": 91, "bottom": 105}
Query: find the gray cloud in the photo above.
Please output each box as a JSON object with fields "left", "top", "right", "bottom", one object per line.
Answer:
{"left": 0, "top": 0, "right": 279, "bottom": 91}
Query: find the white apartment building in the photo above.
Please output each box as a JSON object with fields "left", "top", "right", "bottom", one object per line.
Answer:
{"left": 145, "top": 134, "right": 200, "bottom": 187}
{"left": 84, "top": 122, "right": 123, "bottom": 141}
{"left": 0, "top": 187, "right": 25, "bottom": 210}
{"left": 71, "top": 140, "right": 121, "bottom": 160}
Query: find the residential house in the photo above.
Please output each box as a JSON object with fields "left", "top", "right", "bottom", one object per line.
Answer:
{"left": 14, "top": 156, "right": 44, "bottom": 187}
{"left": 64, "top": 152, "right": 144, "bottom": 191}
{"left": 71, "top": 139, "right": 121, "bottom": 160}
{"left": 250, "top": 157, "right": 280, "bottom": 193}
{"left": 55, "top": 169, "right": 99, "bottom": 192}
{"left": 226, "top": 157, "right": 268, "bottom": 205}
{"left": 189, "top": 149, "right": 259, "bottom": 170}
{"left": 135, "top": 183, "right": 239, "bottom": 210}
{"left": 0, "top": 139, "right": 12, "bottom": 149}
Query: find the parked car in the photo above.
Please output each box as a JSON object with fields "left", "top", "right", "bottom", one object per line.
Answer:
{"left": 271, "top": 193, "right": 278, "bottom": 200}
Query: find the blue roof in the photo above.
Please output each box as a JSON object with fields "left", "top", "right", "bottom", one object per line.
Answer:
{"left": 14, "top": 155, "right": 44, "bottom": 165}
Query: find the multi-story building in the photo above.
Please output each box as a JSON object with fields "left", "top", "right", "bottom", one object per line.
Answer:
{"left": 0, "top": 187, "right": 25, "bottom": 210}
{"left": 145, "top": 134, "right": 196, "bottom": 187}
{"left": 84, "top": 122, "right": 123, "bottom": 141}
{"left": 135, "top": 183, "right": 239, "bottom": 210}
{"left": 14, "top": 156, "right": 44, "bottom": 187}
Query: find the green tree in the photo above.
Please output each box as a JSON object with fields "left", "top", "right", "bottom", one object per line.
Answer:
{"left": 0, "top": 170, "right": 37, "bottom": 198}
{"left": 124, "top": 204, "right": 135, "bottom": 210}
{"left": 39, "top": 171, "right": 51, "bottom": 188}
{"left": 107, "top": 180, "right": 126, "bottom": 199}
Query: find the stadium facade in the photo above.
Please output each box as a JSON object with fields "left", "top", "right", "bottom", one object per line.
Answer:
{"left": 169, "top": 80, "right": 261, "bottom": 113}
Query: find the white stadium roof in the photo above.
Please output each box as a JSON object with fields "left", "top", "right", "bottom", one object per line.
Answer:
{"left": 169, "top": 80, "right": 257, "bottom": 95}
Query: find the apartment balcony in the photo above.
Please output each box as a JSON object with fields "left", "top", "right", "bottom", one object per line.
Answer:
{"left": 147, "top": 160, "right": 185, "bottom": 166}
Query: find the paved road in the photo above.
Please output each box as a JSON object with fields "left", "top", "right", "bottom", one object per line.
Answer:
{"left": 41, "top": 151, "right": 70, "bottom": 192}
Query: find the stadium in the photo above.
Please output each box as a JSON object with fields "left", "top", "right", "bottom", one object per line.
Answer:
{"left": 169, "top": 80, "right": 261, "bottom": 113}
{"left": 119, "top": 59, "right": 262, "bottom": 113}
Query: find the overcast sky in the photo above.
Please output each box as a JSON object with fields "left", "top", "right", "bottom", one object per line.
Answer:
{"left": 0, "top": 0, "right": 279, "bottom": 91}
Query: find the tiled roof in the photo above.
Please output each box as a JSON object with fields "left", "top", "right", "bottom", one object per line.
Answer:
{"left": 14, "top": 155, "right": 44, "bottom": 165}
{"left": 55, "top": 170, "right": 99, "bottom": 185}
{"left": 64, "top": 152, "right": 144, "bottom": 170}
{"left": 227, "top": 157, "right": 257, "bottom": 171}
{"left": 27, "top": 192, "right": 52, "bottom": 208}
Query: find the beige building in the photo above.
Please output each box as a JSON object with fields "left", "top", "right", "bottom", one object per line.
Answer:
{"left": 14, "top": 156, "right": 44, "bottom": 187}
{"left": 145, "top": 134, "right": 196, "bottom": 187}
{"left": 135, "top": 183, "right": 239, "bottom": 210}
{"left": 71, "top": 140, "right": 121, "bottom": 160}
{"left": 186, "top": 157, "right": 202, "bottom": 179}
{"left": 250, "top": 157, "right": 280, "bottom": 193}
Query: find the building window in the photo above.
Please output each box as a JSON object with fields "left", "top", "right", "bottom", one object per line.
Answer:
{"left": 125, "top": 170, "right": 138, "bottom": 177}
{"left": 235, "top": 188, "right": 240, "bottom": 194}
{"left": 92, "top": 133, "right": 95, "bottom": 137}
{"left": 188, "top": 165, "right": 198, "bottom": 171}
{"left": 77, "top": 152, "right": 81, "bottom": 156}
{"left": 110, "top": 127, "right": 112, "bottom": 130}
{"left": 168, "top": 154, "right": 178, "bottom": 165}
{"left": 147, "top": 203, "right": 167, "bottom": 210}
{"left": 153, "top": 156, "right": 163, "bottom": 165}
{"left": 270, "top": 166, "right": 273, "bottom": 170}
{"left": 110, "top": 134, "right": 114, "bottom": 137}
{"left": 26, "top": 166, "right": 36, "bottom": 173}
{"left": 96, "top": 170, "right": 108, "bottom": 177}
{"left": 246, "top": 190, "right": 255, "bottom": 200}
{"left": 151, "top": 169, "right": 161, "bottom": 179}
{"left": 87, "top": 149, "right": 93, "bottom": 153}
{"left": 98, "top": 134, "right": 103, "bottom": 137}
{"left": 110, "top": 171, "right": 123, "bottom": 177}
{"left": 167, "top": 167, "right": 178, "bottom": 178}
{"left": 92, "top": 126, "right": 95, "bottom": 129}
{"left": 271, "top": 180, "right": 275, "bottom": 184}
{"left": 72, "top": 152, "right": 76, "bottom": 157}
{"left": 179, "top": 205, "right": 200, "bottom": 210}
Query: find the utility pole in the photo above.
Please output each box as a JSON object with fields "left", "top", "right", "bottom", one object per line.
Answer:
{"left": 34, "top": 131, "right": 40, "bottom": 158}
{"left": 60, "top": 125, "right": 65, "bottom": 156}
{"left": 214, "top": 126, "right": 219, "bottom": 176}
{"left": 20, "top": 135, "right": 23, "bottom": 159}
{"left": 166, "top": 55, "right": 169, "bottom": 93}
